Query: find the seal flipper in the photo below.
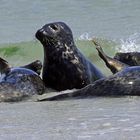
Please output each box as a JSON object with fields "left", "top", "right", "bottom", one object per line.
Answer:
{"left": 0, "top": 58, "right": 42, "bottom": 75}
{"left": 21, "top": 60, "right": 42, "bottom": 75}
{"left": 92, "top": 39, "right": 129, "bottom": 74}
{"left": 36, "top": 89, "right": 78, "bottom": 101}
{"left": 0, "top": 57, "right": 11, "bottom": 75}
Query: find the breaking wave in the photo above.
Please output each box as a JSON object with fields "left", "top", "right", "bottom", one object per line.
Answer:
{"left": 116, "top": 33, "right": 140, "bottom": 52}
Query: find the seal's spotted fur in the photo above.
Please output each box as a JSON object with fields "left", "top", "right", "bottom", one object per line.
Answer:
{"left": 36, "top": 22, "right": 104, "bottom": 90}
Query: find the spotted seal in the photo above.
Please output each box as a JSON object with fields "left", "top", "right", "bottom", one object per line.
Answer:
{"left": 35, "top": 22, "right": 104, "bottom": 90}
{"left": 114, "top": 52, "right": 140, "bottom": 66}
{"left": 37, "top": 41, "right": 140, "bottom": 101}
{"left": 0, "top": 58, "right": 45, "bottom": 102}
{"left": 37, "top": 66, "right": 140, "bottom": 101}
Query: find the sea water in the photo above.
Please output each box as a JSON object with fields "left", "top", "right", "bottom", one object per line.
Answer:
{"left": 0, "top": 0, "right": 140, "bottom": 139}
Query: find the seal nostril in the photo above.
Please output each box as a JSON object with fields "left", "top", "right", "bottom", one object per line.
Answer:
{"left": 39, "top": 28, "right": 44, "bottom": 32}
{"left": 49, "top": 24, "right": 58, "bottom": 31}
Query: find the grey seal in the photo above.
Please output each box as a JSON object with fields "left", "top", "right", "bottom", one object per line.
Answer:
{"left": 36, "top": 22, "right": 104, "bottom": 90}
{"left": 37, "top": 41, "right": 140, "bottom": 101}
{"left": 0, "top": 58, "right": 45, "bottom": 102}
{"left": 114, "top": 52, "right": 140, "bottom": 66}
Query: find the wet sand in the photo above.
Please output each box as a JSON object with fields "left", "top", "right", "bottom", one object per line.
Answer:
{"left": 0, "top": 97, "right": 140, "bottom": 140}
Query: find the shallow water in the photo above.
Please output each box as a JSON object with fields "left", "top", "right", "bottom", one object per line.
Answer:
{"left": 0, "top": 0, "right": 140, "bottom": 139}
{"left": 0, "top": 0, "right": 140, "bottom": 43}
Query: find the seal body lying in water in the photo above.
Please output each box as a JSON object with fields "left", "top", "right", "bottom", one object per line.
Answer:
{"left": 36, "top": 22, "right": 104, "bottom": 90}
{"left": 114, "top": 52, "right": 140, "bottom": 66}
{"left": 0, "top": 58, "right": 45, "bottom": 102}
{"left": 37, "top": 41, "right": 140, "bottom": 101}
{"left": 37, "top": 66, "right": 140, "bottom": 101}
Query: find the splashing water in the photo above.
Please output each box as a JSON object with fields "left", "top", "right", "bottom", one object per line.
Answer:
{"left": 78, "top": 32, "right": 140, "bottom": 54}
{"left": 78, "top": 32, "right": 92, "bottom": 40}
{"left": 116, "top": 33, "right": 140, "bottom": 52}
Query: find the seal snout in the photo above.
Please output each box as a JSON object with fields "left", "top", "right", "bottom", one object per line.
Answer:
{"left": 36, "top": 24, "right": 59, "bottom": 39}
{"left": 35, "top": 28, "right": 46, "bottom": 41}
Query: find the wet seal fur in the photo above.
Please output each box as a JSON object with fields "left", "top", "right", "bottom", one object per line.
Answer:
{"left": 92, "top": 40, "right": 140, "bottom": 74}
{"left": 92, "top": 40, "right": 129, "bottom": 74}
{"left": 0, "top": 58, "right": 45, "bottom": 102}
{"left": 21, "top": 60, "right": 42, "bottom": 75}
{"left": 114, "top": 52, "right": 140, "bottom": 66}
{"left": 36, "top": 22, "right": 104, "bottom": 90}
{"left": 37, "top": 41, "right": 140, "bottom": 101}
{"left": 37, "top": 66, "right": 140, "bottom": 101}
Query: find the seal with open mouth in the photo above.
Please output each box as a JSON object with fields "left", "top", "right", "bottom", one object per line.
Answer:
{"left": 36, "top": 22, "right": 104, "bottom": 90}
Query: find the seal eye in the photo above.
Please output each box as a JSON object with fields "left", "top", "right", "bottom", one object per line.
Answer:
{"left": 49, "top": 24, "right": 59, "bottom": 32}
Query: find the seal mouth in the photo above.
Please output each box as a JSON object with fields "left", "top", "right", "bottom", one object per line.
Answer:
{"left": 35, "top": 28, "right": 46, "bottom": 41}
{"left": 35, "top": 23, "right": 60, "bottom": 40}
{"left": 35, "top": 28, "right": 55, "bottom": 46}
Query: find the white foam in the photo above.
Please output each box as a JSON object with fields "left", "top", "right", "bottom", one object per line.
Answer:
{"left": 78, "top": 32, "right": 92, "bottom": 40}
{"left": 116, "top": 33, "right": 140, "bottom": 52}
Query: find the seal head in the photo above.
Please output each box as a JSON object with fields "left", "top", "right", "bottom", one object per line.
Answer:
{"left": 36, "top": 22, "right": 104, "bottom": 90}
